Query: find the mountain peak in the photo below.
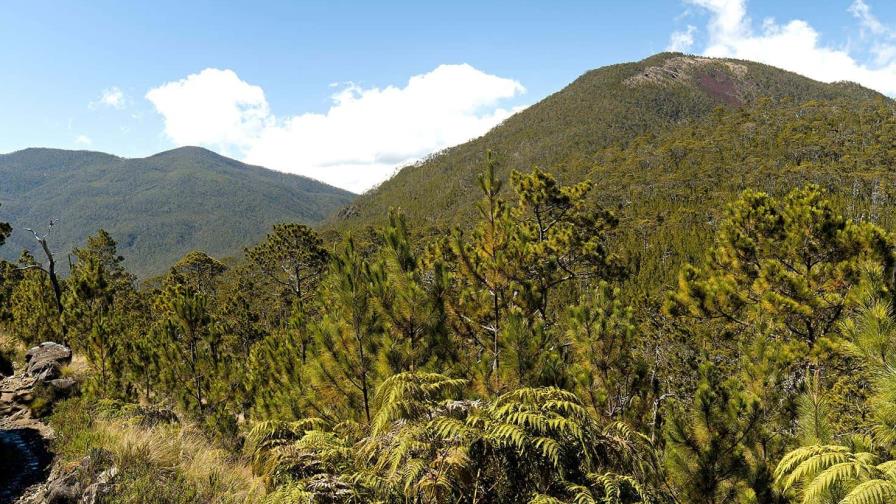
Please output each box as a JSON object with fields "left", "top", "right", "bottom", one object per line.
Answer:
{"left": 333, "top": 53, "right": 890, "bottom": 232}
{"left": 146, "top": 145, "right": 225, "bottom": 160}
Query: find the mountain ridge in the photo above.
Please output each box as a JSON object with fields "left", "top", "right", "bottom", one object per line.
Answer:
{"left": 0, "top": 146, "right": 354, "bottom": 277}
{"left": 331, "top": 52, "right": 890, "bottom": 232}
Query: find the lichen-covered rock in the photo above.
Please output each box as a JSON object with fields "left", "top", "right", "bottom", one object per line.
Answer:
{"left": 81, "top": 466, "right": 117, "bottom": 504}
{"left": 44, "top": 470, "right": 81, "bottom": 504}
{"left": 25, "top": 343, "right": 72, "bottom": 381}
{"left": 16, "top": 449, "right": 116, "bottom": 504}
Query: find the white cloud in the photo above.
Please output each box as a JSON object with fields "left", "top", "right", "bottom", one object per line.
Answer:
{"left": 91, "top": 86, "right": 127, "bottom": 109}
{"left": 667, "top": 25, "right": 697, "bottom": 52}
{"left": 850, "top": 0, "right": 886, "bottom": 36}
{"left": 677, "top": 0, "right": 896, "bottom": 95}
{"left": 146, "top": 65, "right": 525, "bottom": 192}
{"left": 74, "top": 134, "right": 92, "bottom": 146}
{"left": 146, "top": 69, "right": 272, "bottom": 156}
{"left": 848, "top": 0, "right": 896, "bottom": 66}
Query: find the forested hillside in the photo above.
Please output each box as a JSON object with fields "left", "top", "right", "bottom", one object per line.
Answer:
{"left": 0, "top": 146, "right": 354, "bottom": 276}
{"left": 336, "top": 53, "right": 884, "bottom": 232}
{"left": 5, "top": 53, "right": 896, "bottom": 503}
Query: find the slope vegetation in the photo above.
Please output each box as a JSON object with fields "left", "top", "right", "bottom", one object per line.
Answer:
{"left": 335, "top": 53, "right": 886, "bottom": 231}
{"left": 0, "top": 146, "right": 354, "bottom": 276}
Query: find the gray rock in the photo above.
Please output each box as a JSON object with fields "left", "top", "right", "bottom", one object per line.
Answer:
{"left": 25, "top": 343, "right": 71, "bottom": 381}
{"left": 44, "top": 471, "right": 81, "bottom": 504}
{"left": 80, "top": 466, "right": 117, "bottom": 504}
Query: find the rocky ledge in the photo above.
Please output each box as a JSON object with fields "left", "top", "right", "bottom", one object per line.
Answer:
{"left": 0, "top": 342, "right": 93, "bottom": 504}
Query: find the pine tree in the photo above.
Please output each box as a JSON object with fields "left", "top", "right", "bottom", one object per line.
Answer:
{"left": 369, "top": 210, "right": 454, "bottom": 373}
{"left": 64, "top": 256, "right": 118, "bottom": 395}
{"left": 0, "top": 205, "right": 10, "bottom": 248}
{"left": 774, "top": 286, "right": 896, "bottom": 503}
{"left": 64, "top": 230, "right": 137, "bottom": 396}
{"left": 10, "top": 252, "right": 62, "bottom": 345}
{"left": 509, "top": 167, "right": 620, "bottom": 323}
{"left": 306, "top": 237, "right": 383, "bottom": 424}
{"left": 664, "top": 361, "right": 762, "bottom": 504}
{"left": 0, "top": 260, "right": 23, "bottom": 325}
{"left": 452, "top": 157, "right": 624, "bottom": 393}
{"left": 451, "top": 152, "right": 516, "bottom": 391}
{"left": 667, "top": 185, "right": 895, "bottom": 345}
{"left": 246, "top": 223, "right": 328, "bottom": 320}
{"left": 566, "top": 282, "right": 651, "bottom": 423}
{"left": 169, "top": 250, "right": 227, "bottom": 296}
{"left": 153, "top": 284, "right": 227, "bottom": 418}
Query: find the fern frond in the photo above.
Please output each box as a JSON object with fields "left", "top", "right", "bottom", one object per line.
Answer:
{"left": 840, "top": 479, "right": 896, "bottom": 504}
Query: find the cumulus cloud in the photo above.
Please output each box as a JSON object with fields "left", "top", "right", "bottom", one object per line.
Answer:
{"left": 91, "top": 86, "right": 127, "bottom": 109}
{"left": 146, "top": 69, "right": 272, "bottom": 156}
{"left": 146, "top": 65, "right": 525, "bottom": 192}
{"left": 74, "top": 134, "right": 92, "bottom": 146}
{"left": 674, "top": 0, "right": 896, "bottom": 95}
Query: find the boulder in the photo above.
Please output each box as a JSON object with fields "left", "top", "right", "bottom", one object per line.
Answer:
{"left": 81, "top": 466, "right": 117, "bottom": 504}
{"left": 23, "top": 449, "right": 116, "bottom": 504}
{"left": 44, "top": 470, "right": 80, "bottom": 504}
{"left": 25, "top": 343, "right": 71, "bottom": 381}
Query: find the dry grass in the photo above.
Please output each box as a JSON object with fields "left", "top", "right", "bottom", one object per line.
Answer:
{"left": 51, "top": 399, "right": 267, "bottom": 503}
{"left": 99, "top": 418, "right": 266, "bottom": 503}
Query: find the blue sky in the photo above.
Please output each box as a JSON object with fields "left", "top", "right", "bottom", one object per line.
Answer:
{"left": 3, "top": 1, "right": 896, "bottom": 191}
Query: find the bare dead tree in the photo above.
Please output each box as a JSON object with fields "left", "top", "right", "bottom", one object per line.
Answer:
{"left": 20, "top": 220, "right": 64, "bottom": 316}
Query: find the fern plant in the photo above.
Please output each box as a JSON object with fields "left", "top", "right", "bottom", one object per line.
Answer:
{"left": 774, "top": 444, "right": 896, "bottom": 504}
{"left": 775, "top": 276, "right": 896, "bottom": 504}
{"left": 248, "top": 373, "right": 659, "bottom": 503}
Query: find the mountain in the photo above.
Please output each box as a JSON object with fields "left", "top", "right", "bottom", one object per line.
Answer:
{"left": 333, "top": 52, "right": 887, "bottom": 232}
{"left": 0, "top": 146, "right": 354, "bottom": 277}
{"left": 331, "top": 52, "right": 896, "bottom": 295}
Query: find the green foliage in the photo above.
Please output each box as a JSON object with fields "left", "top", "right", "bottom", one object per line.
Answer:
{"left": 451, "top": 155, "right": 619, "bottom": 393}
{"left": 566, "top": 282, "right": 651, "bottom": 423}
{"left": 246, "top": 223, "right": 329, "bottom": 358}
{"left": 19, "top": 110, "right": 896, "bottom": 503}
{"left": 664, "top": 360, "right": 762, "bottom": 503}
{"left": 0, "top": 259, "right": 24, "bottom": 325}
{"left": 169, "top": 250, "right": 227, "bottom": 296}
{"left": 0, "top": 146, "right": 354, "bottom": 277}
{"left": 775, "top": 275, "right": 896, "bottom": 504}
{"left": 667, "top": 185, "right": 895, "bottom": 344}
{"left": 369, "top": 210, "right": 455, "bottom": 373}
{"left": 305, "top": 237, "right": 383, "bottom": 424}
{"left": 338, "top": 53, "right": 884, "bottom": 238}
{"left": 246, "top": 223, "right": 328, "bottom": 310}
{"left": 152, "top": 283, "right": 229, "bottom": 422}
{"left": 0, "top": 203, "right": 10, "bottom": 248}
{"left": 249, "top": 373, "right": 658, "bottom": 503}
{"left": 63, "top": 230, "right": 139, "bottom": 396}
{"left": 9, "top": 252, "right": 62, "bottom": 345}
{"left": 245, "top": 325, "right": 309, "bottom": 421}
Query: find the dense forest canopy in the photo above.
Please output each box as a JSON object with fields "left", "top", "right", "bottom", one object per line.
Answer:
{"left": 5, "top": 157, "right": 896, "bottom": 502}
{"left": 6, "top": 54, "right": 896, "bottom": 503}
